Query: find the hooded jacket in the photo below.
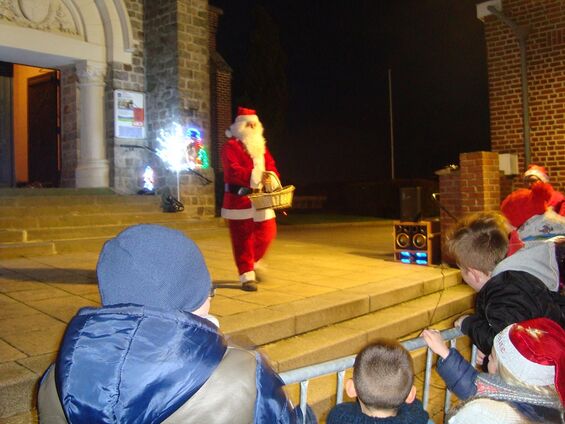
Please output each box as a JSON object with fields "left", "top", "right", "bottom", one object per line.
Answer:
{"left": 460, "top": 270, "right": 565, "bottom": 355}
{"left": 38, "top": 304, "right": 300, "bottom": 424}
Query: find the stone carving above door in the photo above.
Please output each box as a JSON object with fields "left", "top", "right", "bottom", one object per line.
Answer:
{"left": 0, "top": 0, "right": 79, "bottom": 36}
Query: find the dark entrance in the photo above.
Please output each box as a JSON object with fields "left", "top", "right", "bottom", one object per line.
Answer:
{"left": 27, "top": 71, "right": 60, "bottom": 187}
{"left": 0, "top": 62, "right": 14, "bottom": 187}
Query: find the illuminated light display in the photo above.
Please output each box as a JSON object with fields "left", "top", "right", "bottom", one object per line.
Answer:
{"left": 155, "top": 123, "right": 210, "bottom": 200}
{"left": 143, "top": 166, "right": 154, "bottom": 191}
{"left": 396, "top": 250, "right": 429, "bottom": 265}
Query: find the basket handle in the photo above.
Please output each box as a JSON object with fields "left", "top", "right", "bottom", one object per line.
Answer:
{"left": 263, "top": 171, "right": 282, "bottom": 193}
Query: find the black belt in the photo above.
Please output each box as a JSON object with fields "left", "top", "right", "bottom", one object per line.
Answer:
{"left": 225, "top": 184, "right": 253, "bottom": 196}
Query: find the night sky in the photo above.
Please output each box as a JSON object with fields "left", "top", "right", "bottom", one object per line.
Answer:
{"left": 211, "top": 0, "right": 491, "bottom": 186}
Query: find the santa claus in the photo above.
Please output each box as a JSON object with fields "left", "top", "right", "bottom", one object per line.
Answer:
{"left": 221, "top": 107, "right": 281, "bottom": 291}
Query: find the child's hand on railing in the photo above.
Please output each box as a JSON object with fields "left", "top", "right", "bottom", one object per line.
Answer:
{"left": 421, "top": 329, "right": 450, "bottom": 359}
{"left": 453, "top": 314, "right": 469, "bottom": 330}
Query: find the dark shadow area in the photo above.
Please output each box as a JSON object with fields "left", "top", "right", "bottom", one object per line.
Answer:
{"left": 288, "top": 178, "right": 440, "bottom": 219}
{"left": 349, "top": 251, "right": 395, "bottom": 261}
{"left": 212, "top": 280, "right": 241, "bottom": 289}
{"left": 0, "top": 268, "right": 97, "bottom": 283}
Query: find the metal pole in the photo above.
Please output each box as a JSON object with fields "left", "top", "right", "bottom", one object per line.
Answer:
{"left": 388, "top": 68, "right": 395, "bottom": 180}
{"left": 176, "top": 171, "right": 180, "bottom": 202}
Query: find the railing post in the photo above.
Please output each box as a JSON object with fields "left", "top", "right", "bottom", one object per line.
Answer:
{"left": 422, "top": 347, "right": 434, "bottom": 410}
{"left": 299, "top": 380, "right": 309, "bottom": 424}
{"left": 336, "top": 370, "right": 346, "bottom": 404}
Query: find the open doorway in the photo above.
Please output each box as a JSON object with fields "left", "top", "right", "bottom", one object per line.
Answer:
{"left": 11, "top": 64, "right": 60, "bottom": 187}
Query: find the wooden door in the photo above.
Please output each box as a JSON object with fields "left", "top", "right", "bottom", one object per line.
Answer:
{"left": 0, "top": 62, "right": 13, "bottom": 186}
{"left": 28, "top": 72, "right": 59, "bottom": 187}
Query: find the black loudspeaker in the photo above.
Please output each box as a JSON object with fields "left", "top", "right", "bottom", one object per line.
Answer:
{"left": 399, "top": 187, "right": 422, "bottom": 222}
{"left": 393, "top": 220, "right": 441, "bottom": 265}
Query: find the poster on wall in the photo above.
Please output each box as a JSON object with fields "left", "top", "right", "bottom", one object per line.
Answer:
{"left": 114, "top": 90, "right": 145, "bottom": 139}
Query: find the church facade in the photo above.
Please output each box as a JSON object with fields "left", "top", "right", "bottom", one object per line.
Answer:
{"left": 0, "top": 0, "right": 232, "bottom": 217}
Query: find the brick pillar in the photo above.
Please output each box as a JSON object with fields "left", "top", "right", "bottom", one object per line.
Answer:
{"left": 438, "top": 151, "right": 500, "bottom": 263}
{"left": 209, "top": 5, "right": 232, "bottom": 173}
{"left": 459, "top": 151, "right": 500, "bottom": 214}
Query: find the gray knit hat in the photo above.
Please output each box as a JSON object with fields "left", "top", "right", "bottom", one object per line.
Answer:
{"left": 97, "top": 224, "right": 211, "bottom": 313}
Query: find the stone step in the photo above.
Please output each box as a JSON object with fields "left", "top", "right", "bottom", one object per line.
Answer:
{"left": 0, "top": 201, "right": 164, "bottom": 218}
{"left": 25, "top": 218, "right": 221, "bottom": 242}
{"left": 220, "top": 270, "right": 463, "bottom": 347}
{"left": 0, "top": 188, "right": 115, "bottom": 197}
{"left": 0, "top": 242, "right": 56, "bottom": 259}
{"left": 0, "top": 219, "right": 223, "bottom": 257}
{"left": 260, "top": 285, "right": 474, "bottom": 374}
{"left": 0, "top": 191, "right": 148, "bottom": 209}
{"left": 0, "top": 282, "right": 474, "bottom": 423}
{"left": 0, "top": 208, "right": 209, "bottom": 230}
{"left": 0, "top": 230, "right": 25, "bottom": 243}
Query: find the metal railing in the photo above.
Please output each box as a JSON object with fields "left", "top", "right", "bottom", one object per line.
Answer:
{"left": 280, "top": 327, "right": 477, "bottom": 423}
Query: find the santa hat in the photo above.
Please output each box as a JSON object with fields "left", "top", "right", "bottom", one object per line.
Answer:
{"left": 493, "top": 318, "right": 565, "bottom": 405}
{"left": 225, "top": 107, "right": 260, "bottom": 138}
{"left": 500, "top": 181, "right": 552, "bottom": 228}
{"left": 524, "top": 165, "right": 550, "bottom": 183}
{"left": 234, "top": 107, "right": 258, "bottom": 123}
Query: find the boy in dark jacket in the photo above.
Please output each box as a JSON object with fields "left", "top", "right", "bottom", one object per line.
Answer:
{"left": 447, "top": 213, "right": 565, "bottom": 363}
{"left": 37, "top": 225, "right": 311, "bottom": 424}
{"left": 326, "top": 339, "right": 429, "bottom": 424}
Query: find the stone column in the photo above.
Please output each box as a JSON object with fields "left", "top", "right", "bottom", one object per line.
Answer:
{"left": 75, "top": 60, "right": 109, "bottom": 188}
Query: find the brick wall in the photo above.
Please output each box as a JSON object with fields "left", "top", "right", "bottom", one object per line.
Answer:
{"left": 209, "top": 6, "right": 232, "bottom": 173}
{"left": 110, "top": 0, "right": 148, "bottom": 194}
{"left": 439, "top": 151, "right": 500, "bottom": 262}
{"left": 143, "top": 0, "right": 215, "bottom": 216}
{"left": 483, "top": 0, "right": 565, "bottom": 193}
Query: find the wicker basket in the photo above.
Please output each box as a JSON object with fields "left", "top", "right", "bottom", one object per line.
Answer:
{"left": 248, "top": 185, "right": 295, "bottom": 210}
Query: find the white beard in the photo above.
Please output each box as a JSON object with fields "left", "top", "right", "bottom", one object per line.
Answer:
{"left": 232, "top": 122, "right": 266, "bottom": 160}
{"left": 242, "top": 133, "right": 266, "bottom": 160}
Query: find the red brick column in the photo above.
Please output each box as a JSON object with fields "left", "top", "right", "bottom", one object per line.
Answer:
{"left": 460, "top": 151, "right": 500, "bottom": 214}
{"left": 439, "top": 151, "right": 500, "bottom": 263}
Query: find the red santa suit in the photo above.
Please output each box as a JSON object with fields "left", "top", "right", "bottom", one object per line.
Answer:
{"left": 221, "top": 108, "right": 279, "bottom": 289}
{"left": 524, "top": 165, "right": 565, "bottom": 214}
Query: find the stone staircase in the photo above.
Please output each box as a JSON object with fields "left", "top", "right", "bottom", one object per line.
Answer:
{"left": 0, "top": 190, "right": 474, "bottom": 423}
{"left": 222, "top": 270, "right": 474, "bottom": 422}
{"left": 0, "top": 188, "right": 221, "bottom": 258}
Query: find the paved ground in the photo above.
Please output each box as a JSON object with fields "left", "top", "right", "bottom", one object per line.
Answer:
{"left": 0, "top": 220, "right": 463, "bottom": 423}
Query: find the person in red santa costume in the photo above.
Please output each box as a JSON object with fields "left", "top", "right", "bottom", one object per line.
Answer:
{"left": 221, "top": 107, "right": 281, "bottom": 291}
{"left": 523, "top": 164, "right": 565, "bottom": 215}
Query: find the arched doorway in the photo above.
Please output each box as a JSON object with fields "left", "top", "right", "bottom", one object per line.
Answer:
{"left": 0, "top": 0, "right": 134, "bottom": 188}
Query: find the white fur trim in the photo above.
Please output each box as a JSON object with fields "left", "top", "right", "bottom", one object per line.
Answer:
{"left": 221, "top": 208, "right": 254, "bottom": 220}
{"left": 240, "top": 270, "right": 256, "bottom": 283}
{"left": 250, "top": 166, "right": 264, "bottom": 189}
{"left": 202, "top": 314, "right": 220, "bottom": 328}
{"left": 524, "top": 169, "right": 549, "bottom": 183}
{"left": 448, "top": 398, "right": 522, "bottom": 423}
{"left": 494, "top": 325, "right": 555, "bottom": 387}
{"left": 235, "top": 114, "right": 258, "bottom": 123}
{"left": 253, "top": 207, "right": 275, "bottom": 222}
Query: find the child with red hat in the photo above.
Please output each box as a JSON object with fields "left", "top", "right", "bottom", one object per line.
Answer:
{"left": 501, "top": 181, "right": 565, "bottom": 243}
{"left": 423, "top": 317, "right": 565, "bottom": 423}
{"left": 523, "top": 164, "right": 565, "bottom": 214}
{"left": 499, "top": 181, "right": 565, "bottom": 293}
